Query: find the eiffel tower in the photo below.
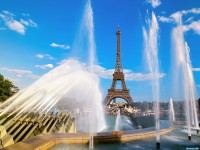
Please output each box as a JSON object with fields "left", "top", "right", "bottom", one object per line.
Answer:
{"left": 104, "top": 28, "right": 133, "bottom": 106}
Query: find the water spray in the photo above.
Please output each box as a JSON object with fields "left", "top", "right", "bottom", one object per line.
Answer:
{"left": 143, "top": 11, "right": 160, "bottom": 148}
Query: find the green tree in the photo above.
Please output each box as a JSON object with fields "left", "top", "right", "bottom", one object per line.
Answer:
{"left": 0, "top": 74, "right": 19, "bottom": 103}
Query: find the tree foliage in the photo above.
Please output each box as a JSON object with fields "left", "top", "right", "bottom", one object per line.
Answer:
{"left": 0, "top": 74, "right": 19, "bottom": 103}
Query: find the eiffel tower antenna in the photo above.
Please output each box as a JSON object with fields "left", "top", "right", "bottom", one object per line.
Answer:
{"left": 115, "top": 27, "right": 122, "bottom": 72}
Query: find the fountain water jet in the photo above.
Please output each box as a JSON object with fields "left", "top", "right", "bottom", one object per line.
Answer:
{"left": 72, "top": 0, "right": 97, "bottom": 73}
{"left": 169, "top": 98, "right": 175, "bottom": 124}
{"left": 171, "top": 15, "right": 199, "bottom": 140}
{"left": 143, "top": 12, "right": 160, "bottom": 148}
{"left": 80, "top": 0, "right": 97, "bottom": 149}
{"left": 184, "top": 43, "right": 199, "bottom": 129}
{"left": 0, "top": 59, "right": 106, "bottom": 132}
{"left": 114, "top": 109, "right": 121, "bottom": 131}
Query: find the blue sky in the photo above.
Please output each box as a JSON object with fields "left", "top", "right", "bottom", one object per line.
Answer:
{"left": 0, "top": 0, "right": 200, "bottom": 101}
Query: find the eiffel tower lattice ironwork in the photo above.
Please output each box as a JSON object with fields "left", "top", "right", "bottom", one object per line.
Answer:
{"left": 104, "top": 28, "right": 133, "bottom": 106}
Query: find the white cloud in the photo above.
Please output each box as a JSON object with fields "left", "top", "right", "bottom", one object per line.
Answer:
{"left": 185, "top": 17, "right": 194, "bottom": 23}
{"left": 171, "top": 8, "right": 200, "bottom": 22}
{"left": 125, "top": 72, "right": 166, "bottom": 81}
{"left": 192, "top": 68, "right": 200, "bottom": 71}
{"left": 35, "top": 54, "right": 54, "bottom": 59}
{"left": 92, "top": 65, "right": 114, "bottom": 79}
{"left": 146, "top": 0, "right": 161, "bottom": 8}
{"left": 55, "top": 57, "right": 168, "bottom": 83}
{"left": 2, "top": 10, "right": 14, "bottom": 16}
{"left": 0, "top": 67, "right": 40, "bottom": 79}
{"left": 159, "top": 8, "right": 200, "bottom": 24}
{"left": 57, "top": 59, "right": 166, "bottom": 81}
{"left": 35, "top": 64, "right": 54, "bottom": 69}
{"left": 20, "top": 19, "right": 29, "bottom": 26}
{"left": 46, "top": 54, "right": 54, "bottom": 60}
{"left": 152, "top": 0, "right": 161, "bottom": 8}
{"left": 181, "top": 8, "right": 200, "bottom": 15}
{"left": 7, "top": 20, "right": 26, "bottom": 34}
{"left": 50, "top": 43, "right": 70, "bottom": 50}
{"left": 28, "top": 19, "right": 38, "bottom": 28}
{"left": 0, "top": 67, "right": 40, "bottom": 89}
{"left": 1, "top": 67, "right": 32, "bottom": 75}
{"left": 35, "top": 54, "right": 44, "bottom": 59}
{"left": 158, "top": 8, "right": 200, "bottom": 36}
{"left": 185, "top": 20, "right": 200, "bottom": 35}
{"left": 20, "top": 19, "right": 38, "bottom": 28}
{"left": 92, "top": 65, "right": 166, "bottom": 81}
{"left": 158, "top": 16, "right": 173, "bottom": 23}
{"left": 0, "top": 10, "right": 38, "bottom": 34}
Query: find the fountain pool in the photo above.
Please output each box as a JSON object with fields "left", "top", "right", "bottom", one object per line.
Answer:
{"left": 49, "top": 119, "right": 200, "bottom": 150}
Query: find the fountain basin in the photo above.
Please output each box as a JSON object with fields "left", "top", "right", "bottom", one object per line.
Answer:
{"left": 2, "top": 127, "right": 173, "bottom": 150}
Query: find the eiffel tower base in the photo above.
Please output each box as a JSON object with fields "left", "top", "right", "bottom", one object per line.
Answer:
{"left": 104, "top": 89, "right": 133, "bottom": 106}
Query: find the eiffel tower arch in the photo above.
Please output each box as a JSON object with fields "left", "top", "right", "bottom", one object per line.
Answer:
{"left": 104, "top": 28, "right": 133, "bottom": 106}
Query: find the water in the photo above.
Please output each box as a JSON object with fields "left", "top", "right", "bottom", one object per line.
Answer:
{"left": 49, "top": 123, "right": 200, "bottom": 150}
{"left": 143, "top": 11, "right": 160, "bottom": 144}
{"left": 103, "top": 115, "right": 134, "bottom": 131}
{"left": 72, "top": 0, "right": 97, "bottom": 72}
{"left": 0, "top": 59, "right": 105, "bottom": 132}
{"left": 82, "top": 0, "right": 96, "bottom": 149}
{"left": 0, "top": 0, "right": 106, "bottom": 133}
{"left": 169, "top": 98, "right": 175, "bottom": 122}
{"left": 171, "top": 15, "right": 199, "bottom": 138}
{"left": 114, "top": 109, "right": 121, "bottom": 131}
{"left": 184, "top": 43, "right": 199, "bottom": 129}
{"left": 89, "top": 108, "right": 94, "bottom": 150}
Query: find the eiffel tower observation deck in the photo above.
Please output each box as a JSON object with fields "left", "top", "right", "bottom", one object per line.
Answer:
{"left": 104, "top": 28, "right": 133, "bottom": 106}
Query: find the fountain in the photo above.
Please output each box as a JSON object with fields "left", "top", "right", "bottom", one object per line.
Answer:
{"left": 169, "top": 98, "right": 175, "bottom": 124}
{"left": 72, "top": 0, "right": 96, "bottom": 72}
{"left": 184, "top": 43, "right": 199, "bottom": 134}
{"left": 1, "top": 1, "right": 200, "bottom": 149}
{"left": 0, "top": 1, "right": 105, "bottom": 148}
{"left": 0, "top": 59, "right": 105, "bottom": 131}
{"left": 143, "top": 11, "right": 161, "bottom": 149}
{"left": 171, "top": 15, "right": 199, "bottom": 140}
{"left": 80, "top": 0, "right": 96, "bottom": 149}
{"left": 89, "top": 108, "right": 94, "bottom": 150}
{"left": 0, "top": 0, "right": 105, "bottom": 134}
{"left": 114, "top": 109, "right": 121, "bottom": 131}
